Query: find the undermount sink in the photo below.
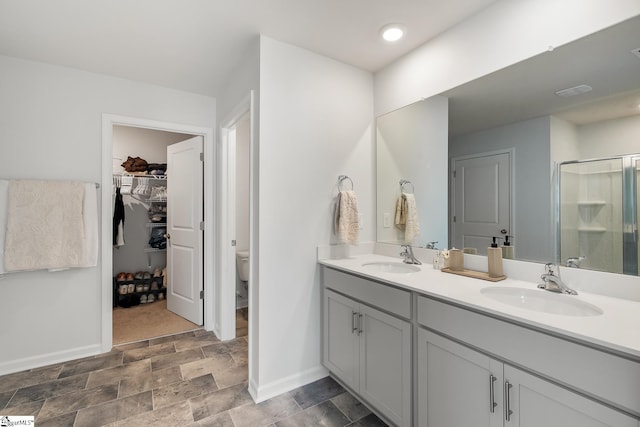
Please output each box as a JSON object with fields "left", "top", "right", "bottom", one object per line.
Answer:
{"left": 480, "top": 287, "right": 603, "bottom": 317}
{"left": 361, "top": 261, "right": 421, "bottom": 274}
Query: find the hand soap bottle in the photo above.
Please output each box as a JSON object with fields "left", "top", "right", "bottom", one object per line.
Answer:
{"left": 487, "top": 237, "right": 504, "bottom": 278}
{"left": 501, "top": 235, "right": 514, "bottom": 260}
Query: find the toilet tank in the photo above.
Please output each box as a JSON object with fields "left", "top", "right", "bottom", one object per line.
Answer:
{"left": 236, "top": 249, "right": 250, "bottom": 282}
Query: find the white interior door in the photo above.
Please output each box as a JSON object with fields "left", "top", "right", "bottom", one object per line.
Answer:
{"left": 167, "top": 136, "right": 204, "bottom": 324}
{"left": 452, "top": 152, "right": 511, "bottom": 254}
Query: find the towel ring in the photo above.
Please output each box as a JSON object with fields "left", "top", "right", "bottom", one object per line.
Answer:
{"left": 400, "top": 179, "right": 414, "bottom": 194}
{"left": 338, "top": 175, "right": 354, "bottom": 191}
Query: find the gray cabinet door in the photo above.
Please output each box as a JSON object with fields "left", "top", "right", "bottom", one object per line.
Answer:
{"left": 505, "top": 365, "right": 637, "bottom": 427}
{"left": 417, "top": 329, "right": 503, "bottom": 427}
{"left": 359, "top": 303, "right": 412, "bottom": 427}
{"left": 323, "top": 289, "right": 359, "bottom": 391}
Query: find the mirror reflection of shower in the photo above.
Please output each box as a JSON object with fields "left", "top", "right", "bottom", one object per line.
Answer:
{"left": 559, "top": 154, "right": 639, "bottom": 275}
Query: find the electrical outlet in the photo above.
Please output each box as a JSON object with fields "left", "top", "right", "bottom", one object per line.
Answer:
{"left": 383, "top": 213, "right": 391, "bottom": 228}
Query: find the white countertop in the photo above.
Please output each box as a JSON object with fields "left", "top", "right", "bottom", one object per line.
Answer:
{"left": 319, "top": 253, "right": 640, "bottom": 360}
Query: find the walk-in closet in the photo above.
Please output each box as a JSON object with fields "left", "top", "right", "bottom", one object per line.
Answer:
{"left": 111, "top": 125, "right": 200, "bottom": 344}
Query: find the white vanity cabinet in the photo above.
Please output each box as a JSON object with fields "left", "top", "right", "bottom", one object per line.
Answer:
{"left": 417, "top": 329, "right": 637, "bottom": 427}
{"left": 322, "top": 268, "right": 412, "bottom": 427}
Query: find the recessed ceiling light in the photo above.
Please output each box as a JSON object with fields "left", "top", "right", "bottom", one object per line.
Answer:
{"left": 380, "top": 24, "right": 406, "bottom": 42}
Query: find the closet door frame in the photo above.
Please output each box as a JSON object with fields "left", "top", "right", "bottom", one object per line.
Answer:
{"left": 101, "top": 114, "right": 214, "bottom": 351}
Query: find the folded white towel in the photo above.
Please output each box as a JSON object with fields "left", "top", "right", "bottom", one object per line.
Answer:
{"left": 4, "top": 180, "right": 87, "bottom": 272}
{"left": 403, "top": 192, "right": 420, "bottom": 243}
{"left": 335, "top": 190, "right": 360, "bottom": 245}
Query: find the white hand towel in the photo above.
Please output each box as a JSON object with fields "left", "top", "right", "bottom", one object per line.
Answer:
{"left": 394, "top": 195, "right": 406, "bottom": 229}
{"left": 335, "top": 190, "right": 360, "bottom": 244}
{"left": 4, "top": 180, "right": 87, "bottom": 272}
{"left": 402, "top": 193, "right": 421, "bottom": 243}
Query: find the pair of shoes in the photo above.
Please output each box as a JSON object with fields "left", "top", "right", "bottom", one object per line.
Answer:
{"left": 140, "top": 294, "right": 148, "bottom": 303}
{"left": 134, "top": 271, "right": 144, "bottom": 280}
{"left": 158, "top": 292, "right": 165, "bottom": 300}
{"left": 150, "top": 280, "right": 159, "bottom": 291}
{"left": 143, "top": 272, "right": 151, "bottom": 280}
{"left": 126, "top": 273, "right": 134, "bottom": 281}
{"left": 153, "top": 267, "right": 162, "bottom": 277}
{"left": 147, "top": 294, "right": 155, "bottom": 303}
{"left": 116, "top": 272, "right": 127, "bottom": 282}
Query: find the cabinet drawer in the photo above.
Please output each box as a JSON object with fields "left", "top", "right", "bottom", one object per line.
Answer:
{"left": 323, "top": 267, "right": 411, "bottom": 319}
{"left": 417, "top": 296, "right": 640, "bottom": 417}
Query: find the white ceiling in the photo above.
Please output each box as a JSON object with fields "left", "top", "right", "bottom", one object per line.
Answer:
{"left": 0, "top": 0, "right": 498, "bottom": 97}
{"left": 443, "top": 15, "right": 640, "bottom": 137}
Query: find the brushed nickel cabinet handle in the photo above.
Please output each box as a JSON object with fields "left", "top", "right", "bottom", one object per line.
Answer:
{"left": 352, "top": 311, "right": 358, "bottom": 334}
{"left": 489, "top": 374, "right": 497, "bottom": 413}
{"left": 505, "top": 381, "right": 513, "bottom": 422}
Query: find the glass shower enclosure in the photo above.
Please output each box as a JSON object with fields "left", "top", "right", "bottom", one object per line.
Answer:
{"left": 558, "top": 155, "right": 639, "bottom": 275}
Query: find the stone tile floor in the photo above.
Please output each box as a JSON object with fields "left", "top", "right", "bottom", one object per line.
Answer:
{"left": 0, "top": 323, "right": 387, "bottom": 426}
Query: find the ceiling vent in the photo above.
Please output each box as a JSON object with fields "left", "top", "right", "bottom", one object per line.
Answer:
{"left": 631, "top": 48, "right": 640, "bottom": 60}
{"left": 555, "top": 84, "right": 593, "bottom": 98}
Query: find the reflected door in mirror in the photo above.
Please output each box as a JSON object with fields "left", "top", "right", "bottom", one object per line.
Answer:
{"left": 451, "top": 151, "right": 511, "bottom": 255}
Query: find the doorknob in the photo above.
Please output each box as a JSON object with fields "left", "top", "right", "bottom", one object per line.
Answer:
{"left": 164, "top": 233, "right": 171, "bottom": 239}
{"left": 500, "top": 229, "right": 508, "bottom": 234}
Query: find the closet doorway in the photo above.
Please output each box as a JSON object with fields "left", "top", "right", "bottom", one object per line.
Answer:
{"left": 112, "top": 126, "right": 202, "bottom": 344}
{"left": 101, "top": 115, "right": 214, "bottom": 350}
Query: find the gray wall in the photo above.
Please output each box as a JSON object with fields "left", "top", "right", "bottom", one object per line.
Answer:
{"left": 450, "top": 116, "right": 553, "bottom": 262}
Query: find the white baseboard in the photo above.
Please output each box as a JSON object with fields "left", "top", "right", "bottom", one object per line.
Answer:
{"left": 249, "top": 364, "right": 329, "bottom": 403}
{"left": 0, "top": 343, "right": 103, "bottom": 376}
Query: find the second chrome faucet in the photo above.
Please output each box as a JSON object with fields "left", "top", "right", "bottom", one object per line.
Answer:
{"left": 400, "top": 245, "right": 422, "bottom": 265}
{"left": 538, "top": 263, "right": 578, "bottom": 295}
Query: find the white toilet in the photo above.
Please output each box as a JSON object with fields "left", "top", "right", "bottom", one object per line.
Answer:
{"left": 236, "top": 249, "right": 250, "bottom": 308}
{"left": 236, "top": 249, "right": 250, "bottom": 282}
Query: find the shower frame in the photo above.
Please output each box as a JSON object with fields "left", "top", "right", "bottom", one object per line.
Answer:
{"left": 557, "top": 154, "right": 639, "bottom": 276}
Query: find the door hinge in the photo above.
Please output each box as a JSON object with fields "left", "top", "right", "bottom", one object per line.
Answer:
{"left": 199, "top": 152, "right": 204, "bottom": 162}
{"left": 199, "top": 221, "right": 205, "bottom": 231}
{"left": 199, "top": 290, "right": 204, "bottom": 299}
{"left": 231, "top": 240, "right": 236, "bottom": 247}
{"left": 452, "top": 170, "right": 457, "bottom": 178}
{"left": 453, "top": 216, "right": 457, "bottom": 223}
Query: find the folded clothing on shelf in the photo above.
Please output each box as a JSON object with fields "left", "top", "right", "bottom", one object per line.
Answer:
{"left": 148, "top": 227, "right": 167, "bottom": 249}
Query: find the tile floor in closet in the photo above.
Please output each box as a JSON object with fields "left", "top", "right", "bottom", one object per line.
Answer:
{"left": 0, "top": 309, "right": 387, "bottom": 426}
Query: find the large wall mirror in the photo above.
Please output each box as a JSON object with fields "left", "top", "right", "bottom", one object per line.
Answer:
{"left": 376, "top": 15, "right": 640, "bottom": 275}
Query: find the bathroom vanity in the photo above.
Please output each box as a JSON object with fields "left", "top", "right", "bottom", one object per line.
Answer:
{"left": 319, "top": 254, "right": 640, "bottom": 427}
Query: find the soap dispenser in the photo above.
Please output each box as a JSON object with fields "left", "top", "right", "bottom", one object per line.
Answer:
{"left": 487, "top": 237, "right": 504, "bottom": 278}
{"left": 501, "top": 235, "right": 514, "bottom": 260}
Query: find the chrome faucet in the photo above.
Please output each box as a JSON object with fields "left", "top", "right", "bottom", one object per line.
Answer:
{"left": 537, "top": 263, "right": 577, "bottom": 295}
{"left": 400, "top": 245, "right": 422, "bottom": 265}
{"left": 566, "top": 256, "right": 585, "bottom": 268}
{"left": 425, "top": 241, "right": 439, "bottom": 250}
